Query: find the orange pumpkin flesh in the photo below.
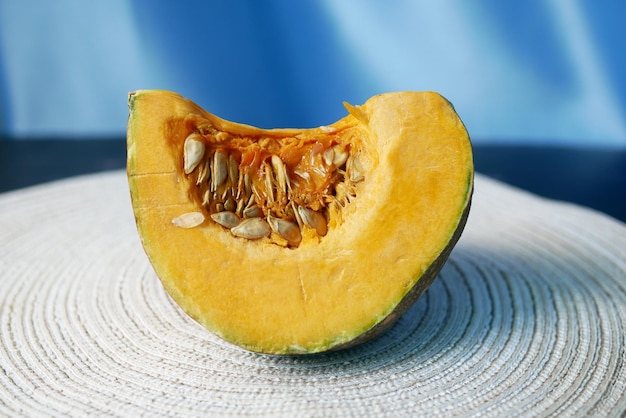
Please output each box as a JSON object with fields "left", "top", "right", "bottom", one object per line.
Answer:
{"left": 127, "top": 90, "right": 473, "bottom": 354}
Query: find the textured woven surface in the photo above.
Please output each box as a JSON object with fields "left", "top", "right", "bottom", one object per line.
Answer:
{"left": 1, "top": 171, "right": 625, "bottom": 417}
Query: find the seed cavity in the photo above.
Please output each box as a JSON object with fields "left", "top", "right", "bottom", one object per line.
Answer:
{"left": 172, "top": 211, "right": 205, "bottom": 228}
{"left": 180, "top": 126, "right": 364, "bottom": 247}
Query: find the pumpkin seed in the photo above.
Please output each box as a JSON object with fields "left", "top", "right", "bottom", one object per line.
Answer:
{"left": 348, "top": 154, "right": 364, "bottom": 182}
{"left": 202, "top": 189, "right": 211, "bottom": 207}
{"left": 271, "top": 154, "right": 288, "bottom": 195}
{"left": 183, "top": 133, "right": 205, "bottom": 174}
{"left": 243, "top": 204, "right": 261, "bottom": 219}
{"left": 298, "top": 206, "right": 328, "bottom": 236}
{"left": 172, "top": 211, "right": 205, "bottom": 228}
{"left": 332, "top": 145, "right": 349, "bottom": 167}
{"left": 210, "top": 211, "right": 241, "bottom": 229}
{"left": 268, "top": 216, "right": 302, "bottom": 245}
{"left": 323, "top": 148, "right": 334, "bottom": 166}
{"left": 196, "top": 159, "right": 210, "bottom": 185}
{"left": 211, "top": 149, "right": 228, "bottom": 191}
{"left": 235, "top": 197, "right": 246, "bottom": 217}
{"left": 264, "top": 160, "right": 275, "bottom": 204}
{"left": 291, "top": 201, "right": 303, "bottom": 228}
{"left": 231, "top": 218, "right": 271, "bottom": 240}
{"left": 228, "top": 154, "right": 239, "bottom": 195}
{"left": 224, "top": 196, "right": 236, "bottom": 212}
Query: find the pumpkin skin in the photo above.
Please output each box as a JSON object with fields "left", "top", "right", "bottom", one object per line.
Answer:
{"left": 127, "top": 90, "right": 473, "bottom": 355}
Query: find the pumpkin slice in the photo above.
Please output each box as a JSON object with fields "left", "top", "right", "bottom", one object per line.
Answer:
{"left": 127, "top": 90, "right": 473, "bottom": 355}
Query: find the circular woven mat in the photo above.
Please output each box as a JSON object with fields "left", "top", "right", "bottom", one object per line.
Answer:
{"left": 1, "top": 171, "right": 625, "bottom": 417}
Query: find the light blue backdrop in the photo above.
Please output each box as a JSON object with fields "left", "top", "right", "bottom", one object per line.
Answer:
{"left": 1, "top": 1, "right": 625, "bottom": 147}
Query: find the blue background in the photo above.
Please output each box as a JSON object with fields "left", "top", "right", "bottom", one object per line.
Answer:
{"left": 1, "top": 1, "right": 625, "bottom": 147}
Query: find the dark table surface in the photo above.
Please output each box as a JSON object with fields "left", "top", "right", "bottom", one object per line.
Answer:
{"left": 1, "top": 138, "right": 625, "bottom": 223}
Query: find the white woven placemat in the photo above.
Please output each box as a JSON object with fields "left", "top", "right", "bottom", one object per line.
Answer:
{"left": 1, "top": 171, "right": 625, "bottom": 417}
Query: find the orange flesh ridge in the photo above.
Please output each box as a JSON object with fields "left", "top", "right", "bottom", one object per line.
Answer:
{"left": 127, "top": 91, "right": 473, "bottom": 354}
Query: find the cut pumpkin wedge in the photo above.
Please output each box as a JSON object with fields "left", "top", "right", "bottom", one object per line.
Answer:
{"left": 127, "top": 90, "right": 473, "bottom": 355}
